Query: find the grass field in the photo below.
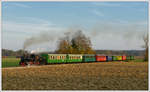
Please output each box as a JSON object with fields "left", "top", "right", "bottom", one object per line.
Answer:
{"left": 2, "top": 62, "right": 148, "bottom": 90}
{"left": 2, "top": 58, "right": 20, "bottom": 68}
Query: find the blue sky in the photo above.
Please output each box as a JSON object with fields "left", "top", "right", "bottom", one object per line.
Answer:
{"left": 2, "top": 1, "right": 148, "bottom": 52}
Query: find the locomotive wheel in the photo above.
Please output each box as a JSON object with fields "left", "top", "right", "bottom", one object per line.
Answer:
{"left": 39, "top": 58, "right": 47, "bottom": 65}
{"left": 29, "top": 62, "right": 33, "bottom": 65}
{"left": 35, "top": 61, "right": 40, "bottom": 65}
{"left": 20, "top": 62, "right": 26, "bottom": 66}
{"left": 43, "top": 59, "right": 47, "bottom": 65}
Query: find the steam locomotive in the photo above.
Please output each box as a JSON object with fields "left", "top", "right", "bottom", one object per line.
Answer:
{"left": 19, "top": 53, "right": 134, "bottom": 66}
{"left": 19, "top": 53, "right": 47, "bottom": 66}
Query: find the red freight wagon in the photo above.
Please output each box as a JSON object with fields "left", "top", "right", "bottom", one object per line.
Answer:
{"left": 96, "top": 55, "right": 107, "bottom": 62}
{"left": 122, "top": 56, "right": 126, "bottom": 60}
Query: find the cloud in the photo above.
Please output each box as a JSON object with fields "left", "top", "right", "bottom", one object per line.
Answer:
{"left": 85, "top": 20, "right": 148, "bottom": 50}
{"left": 92, "top": 9, "right": 104, "bottom": 17}
{"left": 2, "top": 17, "right": 66, "bottom": 51}
{"left": 13, "top": 3, "right": 31, "bottom": 8}
{"left": 92, "top": 2, "right": 121, "bottom": 7}
{"left": 2, "top": 2, "right": 31, "bottom": 9}
{"left": 138, "top": 8, "right": 148, "bottom": 12}
{"left": 2, "top": 17, "right": 65, "bottom": 35}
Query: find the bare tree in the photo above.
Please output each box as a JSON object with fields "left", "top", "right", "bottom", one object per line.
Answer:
{"left": 142, "top": 34, "right": 148, "bottom": 61}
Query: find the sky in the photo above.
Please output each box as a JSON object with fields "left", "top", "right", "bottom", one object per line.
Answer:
{"left": 2, "top": 1, "right": 148, "bottom": 52}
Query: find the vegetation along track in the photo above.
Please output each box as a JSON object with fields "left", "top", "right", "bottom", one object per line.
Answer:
{"left": 2, "top": 62, "right": 148, "bottom": 90}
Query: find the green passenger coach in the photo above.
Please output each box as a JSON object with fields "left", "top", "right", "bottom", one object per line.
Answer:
{"left": 42, "top": 54, "right": 67, "bottom": 63}
{"left": 41, "top": 54, "right": 83, "bottom": 64}
{"left": 83, "top": 54, "right": 96, "bottom": 62}
{"left": 67, "top": 54, "right": 83, "bottom": 63}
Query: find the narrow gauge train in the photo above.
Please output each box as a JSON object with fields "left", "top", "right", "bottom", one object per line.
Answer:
{"left": 19, "top": 54, "right": 134, "bottom": 66}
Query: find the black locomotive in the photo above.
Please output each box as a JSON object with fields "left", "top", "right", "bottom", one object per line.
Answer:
{"left": 19, "top": 53, "right": 47, "bottom": 66}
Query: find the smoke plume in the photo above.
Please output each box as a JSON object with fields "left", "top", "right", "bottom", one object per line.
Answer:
{"left": 23, "top": 31, "right": 56, "bottom": 50}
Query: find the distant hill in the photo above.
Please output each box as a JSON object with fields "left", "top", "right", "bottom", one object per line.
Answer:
{"left": 2, "top": 49, "right": 28, "bottom": 57}
{"left": 95, "top": 50, "right": 145, "bottom": 56}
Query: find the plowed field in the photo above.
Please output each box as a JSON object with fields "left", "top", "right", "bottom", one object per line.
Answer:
{"left": 2, "top": 62, "right": 148, "bottom": 90}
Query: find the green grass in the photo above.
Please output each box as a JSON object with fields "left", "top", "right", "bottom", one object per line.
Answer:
{"left": 2, "top": 58, "right": 20, "bottom": 68}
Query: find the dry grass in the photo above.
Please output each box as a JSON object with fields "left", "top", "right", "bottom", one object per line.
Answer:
{"left": 2, "top": 62, "right": 148, "bottom": 90}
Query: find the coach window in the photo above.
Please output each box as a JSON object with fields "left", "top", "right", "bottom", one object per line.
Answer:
{"left": 64, "top": 56, "right": 66, "bottom": 59}
{"left": 63, "top": 56, "right": 65, "bottom": 59}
